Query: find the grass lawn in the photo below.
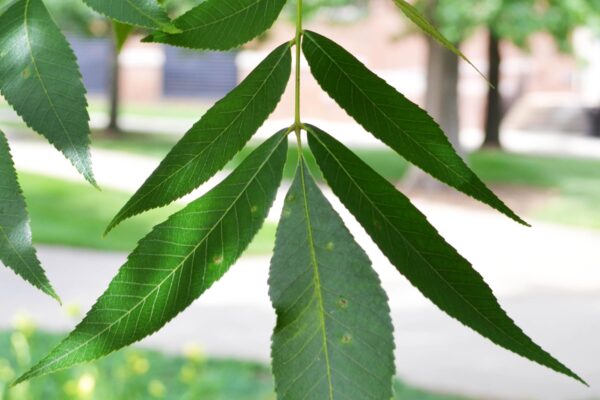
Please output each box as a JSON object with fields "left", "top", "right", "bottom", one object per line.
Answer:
{"left": 1, "top": 99, "right": 209, "bottom": 122}
{"left": 471, "top": 150, "right": 600, "bottom": 229}
{"left": 0, "top": 328, "right": 470, "bottom": 400}
{"left": 88, "top": 99, "right": 210, "bottom": 120}
{"left": 19, "top": 173, "right": 277, "bottom": 255}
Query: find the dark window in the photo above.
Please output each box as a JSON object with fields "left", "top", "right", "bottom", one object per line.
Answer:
{"left": 163, "top": 47, "right": 238, "bottom": 98}
{"left": 69, "top": 36, "right": 110, "bottom": 95}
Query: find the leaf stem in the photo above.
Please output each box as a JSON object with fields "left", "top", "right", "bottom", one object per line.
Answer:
{"left": 294, "top": 0, "right": 303, "bottom": 148}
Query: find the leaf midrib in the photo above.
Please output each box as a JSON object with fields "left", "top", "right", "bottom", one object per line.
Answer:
{"left": 113, "top": 44, "right": 290, "bottom": 225}
{"left": 87, "top": 0, "right": 167, "bottom": 29}
{"left": 176, "top": 0, "right": 266, "bottom": 33}
{"left": 308, "top": 130, "right": 530, "bottom": 352}
{"left": 298, "top": 162, "right": 334, "bottom": 400}
{"left": 124, "top": 0, "right": 165, "bottom": 27}
{"left": 0, "top": 224, "right": 50, "bottom": 293}
{"left": 0, "top": 134, "right": 53, "bottom": 296}
{"left": 27, "top": 134, "right": 286, "bottom": 377}
{"left": 23, "top": 0, "right": 91, "bottom": 183}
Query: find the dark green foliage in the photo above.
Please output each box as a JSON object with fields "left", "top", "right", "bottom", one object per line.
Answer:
{"left": 107, "top": 43, "right": 292, "bottom": 232}
{"left": 0, "top": 0, "right": 95, "bottom": 185}
{"left": 307, "top": 125, "right": 583, "bottom": 383}
{"left": 15, "top": 132, "right": 288, "bottom": 383}
{"left": 144, "top": 0, "right": 288, "bottom": 50}
{"left": 0, "top": 131, "right": 58, "bottom": 301}
{"left": 302, "top": 30, "right": 525, "bottom": 226}
{"left": 82, "top": 0, "right": 179, "bottom": 32}
{"left": 270, "top": 161, "right": 395, "bottom": 399}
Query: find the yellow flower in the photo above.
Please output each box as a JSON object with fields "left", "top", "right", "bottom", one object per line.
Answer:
{"left": 64, "top": 303, "right": 82, "bottom": 319}
{"left": 179, "top": 364, "right": 196, "bottom": 384}
{"left": 63, "top": 380, "right": 78, "bottom": 396}
{"left": 148, "top": 380, "right": 166, "bottom": 398}
{"left": 126, "top": 353, "right": 150, "bottom": 375}
{"left": 77, "top": 373, "right": 96, "bottom": 397}
{"left": 0, "top": 359, "right": 15, "bottom": 382}
{"left": 11, "top": 313, "right": 36, "bottom": 337}
{"left": 182, "top": 343, "right": 205, "bottom": 364}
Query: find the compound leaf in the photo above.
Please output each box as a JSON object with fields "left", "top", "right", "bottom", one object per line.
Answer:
{"left": 82, "top": 0, "right": 178, "bottom": 32}
{"left": 15, "top": 131, "right": 288, "bottom": 384}
{"left": 0, "top": 0, "right": 95, "bottom": 185}
{"left": 302, "top": 30, "right": 525, "bottom": 225}
{"left": 307, "top": 125, "right": 584, "bottom": 384}
{"left": 107, "top": 42, "right": 291, "bottom": 232}
{"left": 393, "top": 0, "right": 486, "bottom": 80}
{"left": 0, "top": 131, "right": 59, "bottom": 302}
{"left": 269, "top": 160, "right": 395, "bottom": 400}
{"left": 143, "top": 0, "right": 287, "bottom": 50}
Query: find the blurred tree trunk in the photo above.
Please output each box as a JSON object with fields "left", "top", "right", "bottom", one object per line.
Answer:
{"left": 483, "top": 29, "right": 502, "bottom": 147}
{"left": 425, "top": 36, "right": 460, "bottom": 150}
{"left": 589, "top": 107, "right": 600, "bottom": 137}
{"left": 107, "top": 37, "right": 121, "bottom": 134}
{"left": 405, "top": 25, "right": 461, "bottom": 190}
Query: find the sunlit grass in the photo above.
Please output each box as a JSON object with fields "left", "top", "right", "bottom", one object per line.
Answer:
{"left": 19, "top": 173, "right": 276, "bottom": 254}
{"left": 472, "top": 151, "right": 600, "bottom": 229}
{"left": 0, "top": 316, "right": 471, "bottom": 400}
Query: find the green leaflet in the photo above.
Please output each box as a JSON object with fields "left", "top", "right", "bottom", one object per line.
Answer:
{"left": 113, "top": 21, "right": 134, "bottom": 54}
{"left": 0, "top": 0, "right": 95, "bottom": 186}
{"left": 15, "top": 131, "right": 288, "bottom": 384}
{"left": 392, "top": 0, "right": 486, "bottom": 80}
{"left": 306, "top": 125, "right": 585, "bottom": 384}
{"left": 0, "top": 131, "right": 59, "bottom": 302}
{"left": 106, "top": 42, "right": 292, "bottom": 232}
{"left": 82, "top": 0, "right": 179, "bottom": 32}
{"left": 302, "top": 30, "right": 525, "bottom": 226}
{"left": 269, "top": 160, "right": 395, "bottom": 400}
{"left": 143, "top": 0, "right": 287, "bottom": 50}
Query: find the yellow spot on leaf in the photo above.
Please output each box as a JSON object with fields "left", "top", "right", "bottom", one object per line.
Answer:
{"left": 21, "top": 67, "right": 31, "bottom": 79}
{"left": 213, "top": 255, "right": 224, "bottom": 265}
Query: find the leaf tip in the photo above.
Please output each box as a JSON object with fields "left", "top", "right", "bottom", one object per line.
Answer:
{"left": 48, "top": 289, "right": 62, "bottom": 305}
{"left": 506, "top": 210, "right": 530, "bottom": 228}
{"left": 142, "top": 32, "right": 166, "bottom": 43}
{"left": 159, "top": 23, "right": 182, "bottom": 35}
{"left": 104, "top": 220, "right": 119, "bottom": 237}
{"left": 11, "top": 371, "right": 33, "bottom": 388}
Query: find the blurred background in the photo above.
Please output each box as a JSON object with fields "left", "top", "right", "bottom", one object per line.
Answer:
{"left": 1, "top": 0, "right": 600, "bottom": 398}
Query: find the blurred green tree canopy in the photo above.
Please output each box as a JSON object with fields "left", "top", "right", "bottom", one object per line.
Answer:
{"left": 421, "top": 0, "right": 600, "bottom": 50}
